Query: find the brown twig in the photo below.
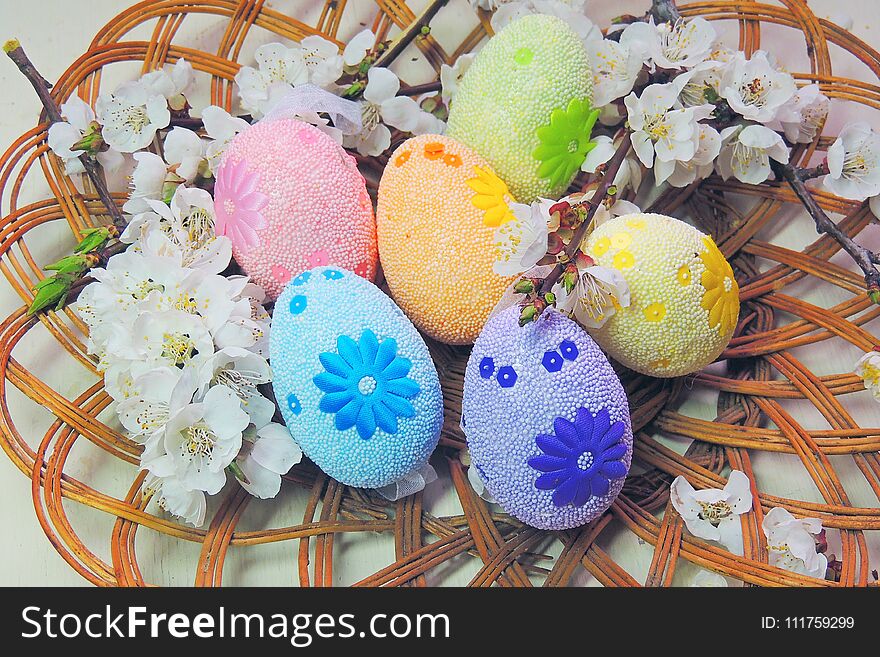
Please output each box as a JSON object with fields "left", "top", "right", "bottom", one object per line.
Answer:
{"left": 649, "top": 0, "right": 681, "bottom": 23}
{"left": 796, "top": 162, "right": 830, "bottom": 181}
{"left": 536, "top": 135, "right": 632, "bottom": 298}
{"left": 4, "top": 39, "right": 127, "bottom": 232}
{"left": 371, "top": 0, "right": 450, "bottom": 70}
{"left": 771, "top": 159, "right": 880, "bottom": 299}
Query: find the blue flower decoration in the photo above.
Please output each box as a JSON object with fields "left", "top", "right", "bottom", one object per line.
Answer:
{"left": 313, "top": 329, "right": 420, "bottom": 440}
{"left": 542, "top": 350, "right": 563, "bottom": 372}
{"left": 479, "top": 357, "right": 495, "bottom": 379}
{"left": 559, "top": 339, "right": 578, "bottom": 361}
{"left": 292, "top": 271, "right": 311, "bottom": 286}
{"left": 323, "top": 269, "right": 344, "bottom": 280}
{"left": 497, "top": 365, "right": 517, "bottom": 388}
{"left": 287, "top": 393, "right": 302, "bottom": 415}
{"left": 290, "top": 295, "right": 308, "bottom": 314}
{"left": 528, "top": 407, "right": 627, "bottom": 508}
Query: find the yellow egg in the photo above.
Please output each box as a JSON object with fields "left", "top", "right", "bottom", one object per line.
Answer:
{"left": 585, "top": 213, "right": 739, "bottom": 377}
{"left": 377, "top": 134, "right": 514, "bottom": 344}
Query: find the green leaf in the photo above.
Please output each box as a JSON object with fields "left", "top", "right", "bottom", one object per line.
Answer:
{"left": 28, "top": 273, "right": 76, "bottom": 315}
{"left": 44, "top": 254, "right": 90, "bottom": 275}
{"left": 74, "top": 226, "right": 112, "bottom": 254}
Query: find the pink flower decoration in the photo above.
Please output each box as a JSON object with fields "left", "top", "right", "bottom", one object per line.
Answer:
{"left": 307, "top": 249, "right": 330, "bottom": 268}
{"left": 214, "top": 159, "right": 269, "bottom": 251}
{"left": 271, "top": 264, "right": 292, "bottom": 284}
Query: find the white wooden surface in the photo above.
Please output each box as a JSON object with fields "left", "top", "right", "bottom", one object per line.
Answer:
{"left": 0, "top": 0, "right": 878, "bottom": 586}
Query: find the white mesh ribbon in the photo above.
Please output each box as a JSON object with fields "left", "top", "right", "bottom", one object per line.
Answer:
{"left": 375, "top": 463, "right": 438, "bottom": 501}
{"left": 466, "top": 459, "right": 497, "bottom": 504}
{"left": 260, "top": 84, "right": 362, "bottom": 136}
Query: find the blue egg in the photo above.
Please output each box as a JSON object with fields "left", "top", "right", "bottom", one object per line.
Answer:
{"left": 462, "top": 306, "right": 632, "bottom": 530}
{"left": 270, "top": 267, "right": 444, "bottom": 488}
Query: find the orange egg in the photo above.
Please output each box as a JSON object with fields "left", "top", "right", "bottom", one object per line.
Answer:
{"left": 377, "top": 135, "right": 514, "bottom": 344}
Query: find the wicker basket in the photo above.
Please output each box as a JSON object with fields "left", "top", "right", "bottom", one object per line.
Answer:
{"left": 1, "top": 0, "right": 879, "bottom": 587}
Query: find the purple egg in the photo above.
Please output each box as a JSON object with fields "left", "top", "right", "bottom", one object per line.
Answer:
{"left": 462, "top": 306, "right": 632, "bottom": 530}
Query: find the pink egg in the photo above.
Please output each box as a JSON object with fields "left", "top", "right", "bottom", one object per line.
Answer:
{"left": 215, "top": 118, "right": 377, "bottom": 300}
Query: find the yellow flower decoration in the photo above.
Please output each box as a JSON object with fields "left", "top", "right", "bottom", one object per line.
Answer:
{"left": 699, "top": 236, "right": 739, "bottom": 335}
{"left": 467, "top": 165, "right": 516, "bottom": 227}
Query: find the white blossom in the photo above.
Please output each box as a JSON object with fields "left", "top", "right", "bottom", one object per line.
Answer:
{"left": 343, "top": 67, "right": 423, "bottom": 156}
{"left": 197, "top": 347, "right": 273, "bottom": 423}
{"left": 624, "top": 81, "right": 714, "bottom": 168}
{"left": 47, "top": 96, "right": 123, "bottom": 175}
{"left": 342, "top": 29, "right": 375, "bottom": 67}
{"left": 440, "top": 53, "right": 475, "bottom": 106}
{"left": 139, "top": 59, "right": 194, "bottom": 105}
{"left": 125, "top": 186, "right": 232, "bottom": 274}
{"left": 581, "top": 136, "right": 643, "bottom": 192}
{"left": 144, "top": 473, "right": 206, "bottom": 527}
{"left": 776, "top": 83, "right": 829, "bottom": 144}
{"left": 123, "top": 152, "right": 168, "bottom": 214}
{"left": 655, "top": 123, "right": 722, "bottom": 187}
{"left": 492, "top": 200, "right": 550, "bottom": 275}
{"left": 96, "top": 81, "right": 171, "bottom": 152}
{"left": 116, "top": 366, "right": 192, "bottom": 439}
{"left": 163, "top": 127, "right": 205, "bottom": 183}
{"left": 297, "top": 35, "right": 344, "bottom": 88}
{"left": 670, "top": 470, "right": 753, "bottom": 553}
{"left": 620, "top": 17, "right": 716, "bottom": 70}
{"left": 824, "top": 122, "right": 880, "bottom": 200}
{"left": 716, "top": 123, "right": 789, "bottom": 185}
{"left": 586, "top": 39, "right": 642, "bottom": 107}
{"left": 234, "top": 419, "right": 302, "bottom": 499}
{"left": 235, "top": 43, "right": 309, "bottom": 118}
{"left": 719, "top": 50, "right": 796, "bottom": 123}
{"left": 142, "top": 384, "right": 250, "bottom": 495}
{"left": 201, "top": 105, "right": 250, "bottom": 173}
{"left": 676, "top": 54, "right": 732, "bottom": 107}
{"left": 854, "top": 349, "right": 880, "bottom": 399}
{"left": 762, "top": 507, "right": 827, "bottom": 579}
{"left": 555, "top": 263, "right": 631, "bottom": 328}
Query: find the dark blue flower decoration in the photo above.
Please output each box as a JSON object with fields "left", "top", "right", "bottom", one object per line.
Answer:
{"left": 323, "top": 269, "right": 344, "bottom": 280}
{"left": 290, "top": 295, "right": 307, "bottom": 314}
{"left": 542, "top": 350, "right": 563, "bottom": 372}
{"left": 287, "top": 393, "right": 302, "bottom": 416}
{"left": 528, "top": 407, "right": 627, "bottom": 507}
{"left": 292, "top": 271, "right": 311, "bottom": 286}
{"left": 497, "top": 365, "right": 517, "bottom": 388}
{"left": 313, "top": 329, "right": 420, "bottom": 440}
{"left": 479, "top": 357, "right": 495, "bottom": 379}
{"left": 559, "top": 339, "right": 578, "bottom": 361}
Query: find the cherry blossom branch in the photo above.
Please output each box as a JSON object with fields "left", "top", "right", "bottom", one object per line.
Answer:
{"left": 533, "top": 135, "right": 632, "bottom": 297}
{"left": 371, "top": 0, "right": 450, "bottom": 71}
{"left": 795, "top": 161, "right": 830, "bottom": 181}
{"left": 771, "top": 159, "right": 880, "bottom": 301}
{"left": 4, "top": 39, "right": 127, "bottom": 232}
{"left": 649, "top": 0, "right": 681, "bottom": 23}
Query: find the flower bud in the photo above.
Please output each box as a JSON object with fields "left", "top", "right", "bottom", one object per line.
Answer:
{"left": 514, "top": 278, "right": 535, "bottom": 294}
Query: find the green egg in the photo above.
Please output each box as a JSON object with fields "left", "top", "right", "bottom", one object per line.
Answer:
{"left": 446, "top": 14, "right": 595, "bottom": 203}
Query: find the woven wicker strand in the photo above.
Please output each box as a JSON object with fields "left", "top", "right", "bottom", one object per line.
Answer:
{"left": 1, "top": 0, "right": 879, "bottom": 587}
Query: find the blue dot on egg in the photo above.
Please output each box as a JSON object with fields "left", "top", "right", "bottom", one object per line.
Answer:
{"left": 287, "top": 393, "right": 302, "bottom": 415}
{"left": 293, "top": 271, "right": 312, "bottom": 286}
{"left": 479, "top": 356, "right": 495, "bottom": 379}
{"left": 497, "top": 365, "right": 517, "bottom": 388}
{"left": 290, "top": 295, "right": 307, "bottom": 315}
{"left": 542, "top": 350, "right": 563, "bottom": 372}
{"left": 323, "top": 269, "right": 344, "bottom": 280}
{"left": 560, "top": 339, "right": 579, "bottom": 361}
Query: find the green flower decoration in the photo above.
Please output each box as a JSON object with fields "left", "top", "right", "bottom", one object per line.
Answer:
{"left": 533, "top": 97, "right": 600, "bottom": 191}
